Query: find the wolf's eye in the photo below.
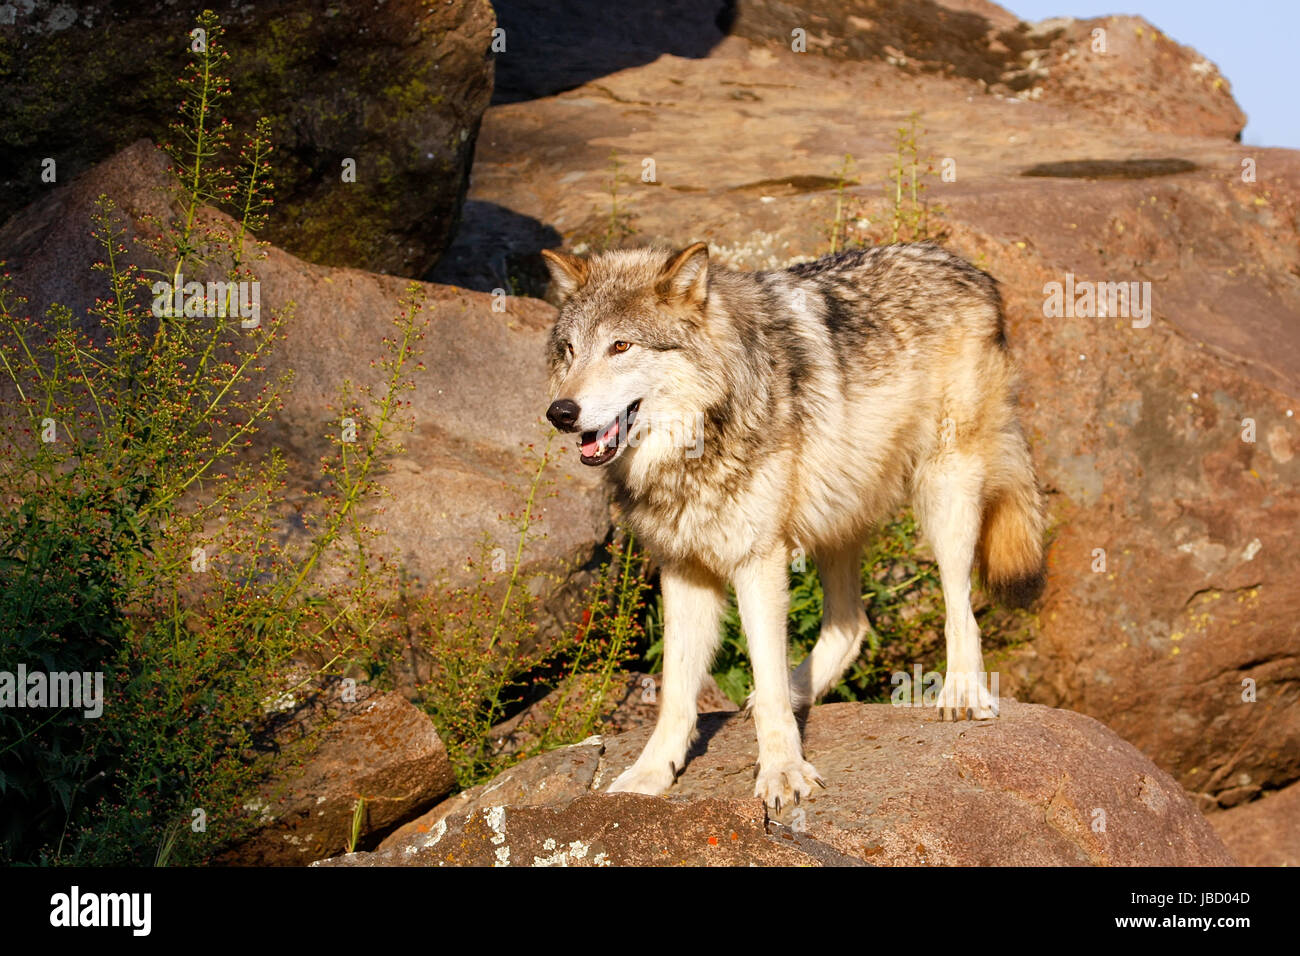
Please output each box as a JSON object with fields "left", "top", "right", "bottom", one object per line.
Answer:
{"left": 566, "top": 343, "right": 575, "bottom": 359}
{"left": 611, "top": 341, "right": 631, "bottom": 354}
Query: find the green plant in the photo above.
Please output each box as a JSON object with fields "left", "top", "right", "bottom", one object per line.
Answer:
{"left": 881, "top": 111, "right": 946, "bottom": 245}
{"left": 532, "top": 530, "right": 650, "bottom": 749}
{"left": 827, "top": 153, "right": 856, "bottom": 254}
{"left": 824, "top": 114, "right": 947, "bottom": 255}
{"left": 345, "top": 796, "right": 365, "bottom": 855}
{"left": 595, "top": 151, "right": 637, "bottom": 251}
{"left": 414, "top": 438, "right": 651, "bottom": 788}
{"left": 0, "top": 10, "right": 421, "bottom": 865}
{"left": 413, "top": 434, "right": 557, "bottom": 787}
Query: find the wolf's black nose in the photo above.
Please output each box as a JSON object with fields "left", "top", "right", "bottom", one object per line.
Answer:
{"left": 547, "top": 399, "right": 581, "bottom": 432}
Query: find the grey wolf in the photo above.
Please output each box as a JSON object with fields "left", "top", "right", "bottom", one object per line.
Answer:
{"left": 540, "top": 241, "right": 1045, "bottom": 810}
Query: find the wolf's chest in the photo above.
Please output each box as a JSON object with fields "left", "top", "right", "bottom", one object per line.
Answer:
{"left": 616, "top": 461, "right": 793, "bottom": 575}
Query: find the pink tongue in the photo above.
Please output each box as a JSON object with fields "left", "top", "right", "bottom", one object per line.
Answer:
{"left": 581, "top": 420, "right": 620, "bottom": 457}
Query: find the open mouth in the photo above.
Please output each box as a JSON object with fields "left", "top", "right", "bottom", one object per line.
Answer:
{"left": 579, "top": 400, "right": 640, "bottom": 466}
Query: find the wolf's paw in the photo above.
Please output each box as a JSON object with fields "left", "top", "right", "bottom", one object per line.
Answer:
{"left": 606, "top": 761, "right": 677, "bottom": 796}
{"left": 935, "top": 671, "right": 999, "bottom": 721}
{"left": 753, "top": 758, "right": 826, "bottom": 812}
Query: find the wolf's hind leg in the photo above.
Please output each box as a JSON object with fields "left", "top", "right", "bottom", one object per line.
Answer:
{"left": 607, "top": 564, "right": 725, "bottom": 796}
{"left": 913, "top": 454, "right": 998, "bottom": 720}
{"left": 789, "top": 543, "right": 868, "bottom": 713}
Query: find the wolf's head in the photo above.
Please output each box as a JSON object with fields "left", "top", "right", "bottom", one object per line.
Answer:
{"left": 541, "top": 243, "right": 713, "bottom": 468}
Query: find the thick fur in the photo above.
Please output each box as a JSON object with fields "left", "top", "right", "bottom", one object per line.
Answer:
{"left": 542, "top": 241, "right": 1045, "bottom": 810}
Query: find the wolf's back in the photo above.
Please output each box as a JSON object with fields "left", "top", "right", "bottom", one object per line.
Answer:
{"left": 794, "top": 245, "right": 1044, "bottom": 604}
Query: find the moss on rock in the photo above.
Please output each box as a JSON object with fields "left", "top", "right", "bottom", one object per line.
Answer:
{"left": 0, "top": 0, "right": 496, "bottom": 277}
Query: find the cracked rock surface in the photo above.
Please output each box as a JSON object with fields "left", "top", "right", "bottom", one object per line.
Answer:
{"left": 318, "top": 700, "right": 1234, "bottom": 866}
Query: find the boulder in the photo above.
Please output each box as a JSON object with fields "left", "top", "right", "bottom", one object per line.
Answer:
{"left": 338, "top": 700, "right": 1236, "bottom": 866}
{"left": 1208, "top": 780, "right": 1300, "bottom": 867}
{"left": 0, "top": 0, "right": 497, "bottom": 276}
{"left": 320, "top": 791, "right": 863, "bottom": 866}
{"left": 975, "top": 198, "right": 1300, "bottom": 808}
{"left": 219, "top": 690, "right": 454, "bottom": 865}
{"left": 728, "top": 1, "right": 1246, "bottom": 138}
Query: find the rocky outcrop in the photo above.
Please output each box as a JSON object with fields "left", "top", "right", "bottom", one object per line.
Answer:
{"left": 1209, "top": 780, "right": 1300, "bottom": 866}
{"left": 0, "top": 0, "right": 496, "bottom": 276}
{"left": 3, "top": 0, "right": 1294, "bottom": 861}
{"left": 320, "top": 793, "right": 863, "bottom": 866}
{"left": 219, "top": 691, "right": 453, "bottom": 866}
{"left": 440, "top": 0, "right": 1299, "bottom": 822}
{"left": 729, "top": 1, "right": 1245, "bottom": 138}
{"left": 325, "top": 700, "right": 1236, "bottom": 866}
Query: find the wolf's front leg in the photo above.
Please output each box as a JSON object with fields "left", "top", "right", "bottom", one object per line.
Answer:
{"left": 734, "top": 550, "right": 826, "bottom": 811}
{"left": 607, "top": 564, "right": 725, "bottom": 796}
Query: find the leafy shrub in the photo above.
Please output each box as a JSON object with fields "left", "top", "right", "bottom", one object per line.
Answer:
{"left": 0, "top": 11, "right": 420, "bottom": 865}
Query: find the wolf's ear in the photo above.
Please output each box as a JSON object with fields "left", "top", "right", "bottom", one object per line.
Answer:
{"left": 540, "top": 249, "right": 589, "bottom": 301}
{"left": 656, "top": 242, "right": 709, "bottom": 307}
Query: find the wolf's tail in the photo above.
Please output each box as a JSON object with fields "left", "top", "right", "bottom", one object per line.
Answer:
{"left": 977, "top": 424, "right": 1046, "bottom": 607}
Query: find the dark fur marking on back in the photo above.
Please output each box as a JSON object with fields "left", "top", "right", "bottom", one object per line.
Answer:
{"left": 785, "top": 247, "right": 873, "bottom": 278}
{"left": 819, "top": 287, "right": 855, "bottom": 334}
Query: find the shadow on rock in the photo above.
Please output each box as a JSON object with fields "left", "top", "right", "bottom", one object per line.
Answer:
{"left": 490, "top": 0, "right": 736, "bottom": 103}
{"left": 426, "top": 199, "right": 564, "bottom": 297}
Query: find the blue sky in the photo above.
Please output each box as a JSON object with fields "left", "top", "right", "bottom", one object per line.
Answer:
{"left": 1002, "top": 1, "right": 1297, "bottom": 148}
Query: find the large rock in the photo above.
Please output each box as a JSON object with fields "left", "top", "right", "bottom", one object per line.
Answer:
{"left": 728, "top": 1, "right": 1245, "bottom": 138}
{"left": 0, "top": 0, "right": 496, "bottom": 276}
{"left": 986, "top": 220, "right": 1300, "bottom": 812}
{"left": 339, "top": 700, "right": 1235, "bottom": 866}
{"left": 478, "top": 0, "right": 1245, "bottom": 141}
{"left": 0, "top": 140, "right": 609, "bottom": 609}
{"left": 319, "top": 793, "right": 862, "bottom": 866}
{"left": 1208, "top": 780, "right": 1300, "bottom": 867}
{"left": 437, "top": 3, "right": 1300, "bottom": 818}
{"left": 220, "top": 691, "right": 454, "bottom": 866}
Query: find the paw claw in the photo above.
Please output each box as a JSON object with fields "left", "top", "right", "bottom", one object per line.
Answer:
{"left": 754, "top": 759, "right": 822, "bottom": 811}
{"left": 934, "top": 672, "right": 999, "bottom": 721}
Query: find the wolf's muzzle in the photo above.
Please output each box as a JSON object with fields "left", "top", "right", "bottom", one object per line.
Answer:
{"left": 547, "top": 398, "right": 581, "bottom": 432}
